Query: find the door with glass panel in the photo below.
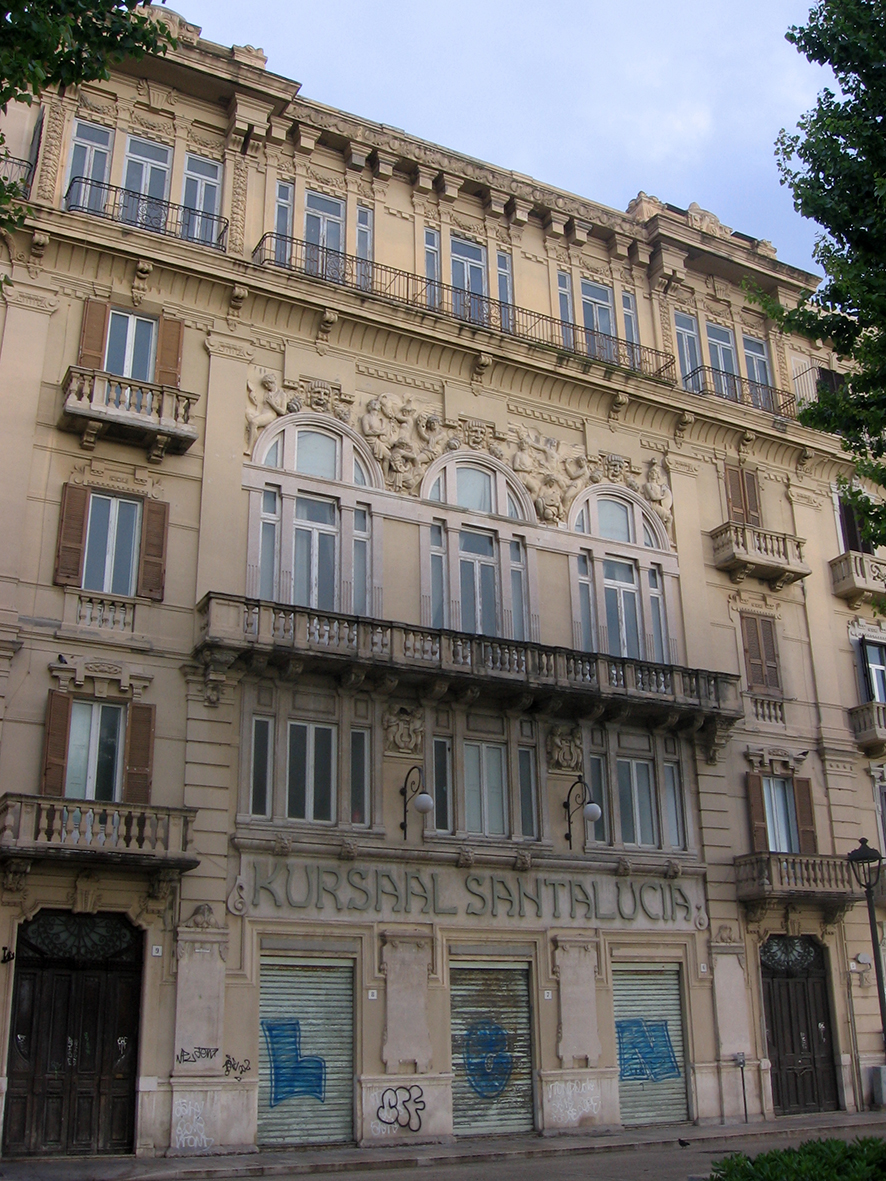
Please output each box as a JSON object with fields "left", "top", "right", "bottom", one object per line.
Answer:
{"left": 675, "top": 313, "right": 701, "bottom": 391}
{"left": 581, "top": 280, "right": 617, "bottom": 363}
{"left": 706, "top": 323, "right": 739, "bottom": 399}
{"left": 744, "top": 337, "right": 775, "bottom": 410}
{"left": 293, "top": 497, "right": 337, "bottom": 611}
{"left": 617, "top": 758, "right": 657, "bottom": 847}
{"left": 304, "top": 191, "right": 344, "bottom": 281}
{"left": 603, "top": 560, "right": 641, "bottom": 659}
{"left": 181, "top": 155, "right": 221, "bottom": 245}
{"left": 451, "top": 238, "right": 488, "bottom": 325}
{"left": 121, "top": 138, "right": 170, "bottom": 231}
{"left": 459, "top": 531, "right": 497, "bottom": 635}
{"left": 67, "top": 122, "right": 112, "bottom": 213}
{"left": 464, "top": 742, "right": 506, "bottom": 835}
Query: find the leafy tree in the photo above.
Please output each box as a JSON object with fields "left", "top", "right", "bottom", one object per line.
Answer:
{"left": 0, "top": 1, "right": 174, "bottom": 237}
{"left": 764, "top": 0, "right": 886, "bottom": 544}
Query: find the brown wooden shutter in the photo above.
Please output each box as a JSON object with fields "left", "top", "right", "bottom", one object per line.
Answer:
{"left": 793, "top": 777, "right": 817, "bottom": 855}
{"left": 742, "top": 470, "right": 762, "bottom": 527}
{"left": 759, "top": 617, "right": 781, "bottom": 689}
{"left": 122, "top": 703, "right": 155, "bottom": 805}
{"left": 741, "top": 615, "right": 765, "bottom": 688}
{"left": 725, "top": 466, "right": 746, "bottom": 524}
{"left": 154, "top": 317, "right": 183, "bottom": 387}
{"left": 41, "top": 691, "right": 72, "bottom": 797}
{"left": 747, "top": 773, "right": 768, "bottom": 853}
{"left": 78, "top": 299, "right": 109, "bottom": 369}
{"left": 136, "top": 500, "right": 169, "bottom": 601}
{"left": 54, "top": 483, "right": 90, "bottom": 586}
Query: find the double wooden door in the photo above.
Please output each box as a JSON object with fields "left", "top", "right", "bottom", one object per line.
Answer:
{"left": 4, "top": 910, "right": 142, "bottom": 1157}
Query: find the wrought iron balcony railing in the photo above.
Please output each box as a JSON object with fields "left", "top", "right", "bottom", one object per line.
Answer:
{"left": 0, "top": 154, "right": 33, "bottom": 197}
{"left": 735, "top": 852, "right": 860, "bottom": 908}
{"left": 683, "top": 366, "right": 797, "bottom": 419}
{"left": 65, "top": 176, "right": 229, "bottom": 251}
{"left": 252, "top": 233, "right": 677, "bottom": 383}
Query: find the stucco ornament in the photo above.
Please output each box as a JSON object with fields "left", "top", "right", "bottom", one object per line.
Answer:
{"left": 511, "top": 426, "right": 591, "bottom": 524}
{"left": 383, "top": 705, "right": 424, "bottom": 755}
{"left": 546, "top": 724, "right": 583, "bottom": 772}
{"left": 359, "top": 393, "right": 455, "bottom": 492}
{"left": 245, "top": 372, "right": 287, "bottom": 453}
{"left": 642, "top": 458, "right": 674, "bottom": 529}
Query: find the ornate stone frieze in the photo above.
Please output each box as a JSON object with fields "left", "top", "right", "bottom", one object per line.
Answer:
{"left": 70, "top": 458, "right": 163, "bottom": 500}
{"left": 382, "top": 705, "right": 424, "bottom": 755}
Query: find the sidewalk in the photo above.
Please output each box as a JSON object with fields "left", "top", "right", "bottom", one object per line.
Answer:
{"left": 0, "top": 1110, "right": 884, "bottom": 1181}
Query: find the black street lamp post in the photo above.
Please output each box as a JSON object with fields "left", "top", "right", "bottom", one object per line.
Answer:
{"left": 848, "top": 837, "right": 886, "bottom": 1048}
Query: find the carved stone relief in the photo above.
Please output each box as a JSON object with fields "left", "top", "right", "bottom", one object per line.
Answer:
{"left": 546, "top": 725, "right": 583, "bottom": 772}
{"left": 641, "top": 458, "right": 673, "bottom": 530}
{"left": 383, "top": 706, "right": 424, "bottom": 755}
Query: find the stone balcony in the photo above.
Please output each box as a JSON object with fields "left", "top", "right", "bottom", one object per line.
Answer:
{"left": 848, "top": 701, "right": 886, "bottom": 757}
{"left": 198, "top": 593, "right": 744, "bottom": 755}
{"left": 830, "top": 551, "right": 886, "bottom": 608}
{"left": 58, "top": 365, "right": 200, "bottom": 463}
{"left": 0, "top": 794, "right": 199, "bottom": 874}
{"left": 711, "top": 522, "right": 811, "bottom": 590}
{"left": 735, "top": 852, "right": 860, "bottom": 917}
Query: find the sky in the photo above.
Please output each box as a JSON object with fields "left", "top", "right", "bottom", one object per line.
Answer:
{"left": 174, "top": 0, "right": 834, "bottom": 278}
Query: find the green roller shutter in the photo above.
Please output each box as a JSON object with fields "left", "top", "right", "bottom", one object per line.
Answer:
{"left": 450, "top": 965, "right": 534, "bottom": 1135}
{"left": 612, "top": 965, "right": 688, "bottom": 1125}
{"left": 258, "top": 959, "right": 354, "bottom": 1146}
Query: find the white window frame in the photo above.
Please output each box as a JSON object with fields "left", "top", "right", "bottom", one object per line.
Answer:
{"left": 82, "top": 493, "right": 141, "bottom": 597}
{"left": 425, "top": 227, "right": 441, "bottom": 309}
{"left": 617, "top": 757, "right": 658, "bottom": 848}
{"left": 287, "top": 720, "right": 337, "bottom": 823}
{"left": 430, "top": 521, "right": 447, "bottom": 629}
{"left": 104, "top": 309, "right": 157, "bottom": 382}
{"left": 558, "top": 271, "right": 575, "bottom": 349}
{"left": 497, "top": 251, "right": 514, "bottom": 331}
{"left": 433, "top": 736, "right": 452, "bottom": 832}
{"left": 675, "top": 311, "right": 701, "bottom": 390}
{"left": 763, "top": 775, "right": 799, "bottom": 853}
{"left": 65, "top": 700, "right": 125, "bottom": 802}
{"left": 66, "top": 120, "right": 113, "bottom": 209}
{"left": 863, "top": 640, "right": 886, "bottom": 704}
{"left": 603, "top": 558, "right": 642, "bottom": 660}
{"left": 304, "top": 190, "right": 344, "bottom": 251}
{"left": 259, "top": 487, "right": 280, "bottom": 601}
{"left": 293, "top": 494, "right": 339, "bottom": 611}
{"left": 459, "top": 528, "right": 498, "bottom": 636}
{"left": 181, "top": 153, "right": 222, "bottom": 243}
{"left": 464, "top": 740, "right": 507, "bottom": 836}
{"left": 451, "top": 236, "right": 488, "bottom": 324}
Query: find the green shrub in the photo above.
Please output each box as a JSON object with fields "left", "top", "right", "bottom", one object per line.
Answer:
{"left": 710, "top": 1136, "right": 886, "bottom": 1181}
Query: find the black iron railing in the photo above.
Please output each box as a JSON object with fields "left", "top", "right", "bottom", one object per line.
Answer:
{"left": 682, "top": 365, "right": 796, "bottom": 418}
{"left": 252, "top": 233, "right": 677, "bottom": 382}
{"left": 65, "top": 176, "right": 229, "bottom": 251}
{"left": 0, "top": 155, "right": 33, "bottom": 197}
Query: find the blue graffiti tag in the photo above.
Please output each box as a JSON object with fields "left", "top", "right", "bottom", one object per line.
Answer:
{"left": 260, "top": 1019, "right": 326, "bottom": 1107}
{"left": 616, "top": 1018, "right": 680, "bottom": 1082}
{"left": 463, "top": 1021, "right": 513, "bottom": 1098}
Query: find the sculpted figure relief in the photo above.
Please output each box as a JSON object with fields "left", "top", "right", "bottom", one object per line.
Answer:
{"left": 245, "top": 373, "right": 287, "bottom": 453}
{"left": 360, "top": 393, "right": 456, "bottom": 493}
{"left": 642, "top": 458, "right": 674, "bottom": 529}
{"left": 546, "top": 724, "right": 583, "bottom": 772}
{"left": 383, "top": 705, "right": 424, "bottom": 756}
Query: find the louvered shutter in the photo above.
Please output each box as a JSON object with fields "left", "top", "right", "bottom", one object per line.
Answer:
{"left": 154, "top": 317, "right": 183, "bottom": 387}
{"left": 42, "top": 691, "right": 72, "bottom": 797}
{"left": 136, "top": 500, "right": 169, "bottom": 601}
{"left": 793, "top": 778, "right": 817, "bottom": 855}
{"left": 741, "top": 615, "right": 765, "bottom": 688}
{"left": 759, "top": 617, "right": 781, "bottom": 689}
{"left": 742, "top": 470, "right": 762, "bottom": 527}
{"left": 747, "top": 773, "right": 768, "bottom": 852}
{"left": 122, "top": 703, "right": 155, "bottom": 804}
{"left": 725, "top": 466, "right": 746, "bottom": 524}
{"left": 54, "top": 483, "right": 90, "bottom": 586}
{"left": 78, "top": 300, "right": 109, "bottom": 369}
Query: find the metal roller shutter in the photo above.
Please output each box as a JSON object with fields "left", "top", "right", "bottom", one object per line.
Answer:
{"left": 450, "top": 965, "right": 534, "bottom": 1135}
{"left": 258, "top": 959, "right": 354, "bottom": 1146}
{"left": 612, "top": 965, "right": 688, "bottom": 1125}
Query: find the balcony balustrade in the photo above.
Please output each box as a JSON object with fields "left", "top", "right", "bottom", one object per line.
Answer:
{"left": 683, "top": 366, "right": 797, "bottom": 419}
{"left": 848, "top": 700, "right": 886, "bottom": 757}
{"left": 59, "top": 365, "right": 199, "bottom": 461}
{"left": 0, "top": 794, "right": 198, "bottom": 872}
{"left": 0, "top": 154, "right": 33, "bottom": 197}
{"left": 199, "top": 593, "right": 743, "bottom": 738}
{"left": 829, "top": 550, "right": 886, "bottom": 608}
{"left": 65, "top": 176, "right": 228, "bottom": 251}
{"left": 735, "top": 851, "right": 860, "bottom": 911}
{"left": 711, "top": 521, "right": 811, "bottom": 590}
{"left": 252, "top": 233, "right": 677, "bottom": 383}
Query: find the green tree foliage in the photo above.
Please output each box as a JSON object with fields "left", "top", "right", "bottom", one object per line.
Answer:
{"left": 769, "top": 0, "right": 886, "bottom": 543}
{"left": 0, "top": 2, "right": 174, "bottom": 236}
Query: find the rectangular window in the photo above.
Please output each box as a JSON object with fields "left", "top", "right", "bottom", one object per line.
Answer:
{"left": 663, "top": 764, "right": 684, "bottom": 848}
{"left": 647, "top": 567, "right": 667, "bottom": 663}
{"left": 430, "top": 523, "right": 446, "bottom": 629}
{"left": 497, "top": 252, "right": 513, "bottom": 332}
{"left": 350, "top": 729, "right": 369, "bottom": 825}
{"left": 518, "top": 747, "right": 537, "bottom": 839}
{"left": 259, "top": 488, "right": 279, "bottom": 601}
{"left": 251, "top": 716, "right": 272, "bottom": 815}
{"left": 353, "top": 506, "right": 370, "bottom": 616}
{"left": 121, "top": 136, "right": 171, "bottom": 229}
{"left": 82, "top": 494, "right": 141, "bottom": 597}
{"left": 459, "top": 530, "right": 497, "bottom": 636}
{"left": 839, "top": 499, "right": 873, "bottom": 554}
{"left": 434, "top": 736, "right": 452, "bottom": 831}
{"left": 580, "top": 279, "right": 616, "bottom": 363}
{"left": 65, "top": 700, "right": 124, "bottom": 801}
{"left": 294, "top": 496, "right": 337, "bottom": 610}
{"left": 558, "top": 272, "right": 575, "bottom": 349}
{"left": 748, "top": 773, "right": 815, "bottom": 854}
{"left": 67, "top": 120, "right": 112, "bottom": 212}
{"left": 105, "top": 310, "right": 156, "bottom": 382}
{"left": 464, "top": 741, "right": 506, "bottom": 835}
{"left": 622, "top": 291, "right": 639, "bottom": 344}
{"left": 305, "top": 190, "right": 344, "bottom": 280}
{"left": 509, "top": 539, "right": 526, "bottom": 642}
{"left": 763, "top": 775, "right": 799, "bottom": 852}
{"left": 740, "top": 614, "right": 781, "bottom": 691}
{"left": 725, "top": 465, "right": 762, "bottom": 527}
{"left": 356, "top": 205, "right": 373, "bottom": 290}
{"left": 287, "top": 722, "right": 335, "bottom": 821}
{"left": 675, "top": 312, "right": 701, "bottom": 390}
{"left": 182, "top": 154, "right": 221, "bottom": 244}
{"left": 451, "top": 237, "right": 487, "bottom": 324}
{"left": 587, "top": 754, "right": 607, "bottom": 842}
{"left": 743, "top": 336, "right": 773, "bottom": 409}
{"left": 617, "top": 758, "right": 657, "bottom": 847}
{"left": 603, "top": 559, "right": 641, "bottom": 659}
{"left": 274, "top": 182, "right": 294, "bottom": 265}
{"left": 706, "top": 322, "right": 740, "bottom": 399}
{"left": 425, "top": 228, "right": 441, "bottom": 309}
{"left": 863, "top": 640, "right": 886, "bottom": 703}
{"left": 577, "top": 553, "right": 594, "bottom": 652}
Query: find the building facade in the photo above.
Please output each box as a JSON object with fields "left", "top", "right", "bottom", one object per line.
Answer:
{"left": 0, "top": 7, "right": 883, "bottom": 1158}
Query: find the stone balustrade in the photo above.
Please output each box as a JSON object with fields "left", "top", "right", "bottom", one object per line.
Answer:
{"left": 735, "top": 852, "right": 859, "bottom": 908}
{"left": 848, "top": 700, "right": 886, "bottom": 757}
{"left": 829, "top": 550, "right": 886, "bottom": 607}
{"left": 711, "top": 521, "right": 811, "bottom": 590}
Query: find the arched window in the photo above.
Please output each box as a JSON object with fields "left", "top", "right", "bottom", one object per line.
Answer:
{"left": 424, "top": 457, "right": 533, "bottom": 521}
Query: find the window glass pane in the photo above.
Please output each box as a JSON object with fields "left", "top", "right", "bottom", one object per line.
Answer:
{"left": 605, "top": 587, "right": 621, "bottom": 656}
{"left": 579, "top": 582, "right": 593, "bottom": 652}
{"left": 623, "top": 590, "right": 640, "bottom": 659}
{"left": 867, "top": 643, "right": 886, "bottom": 702}
{"left": 664, "top": 764, "right": 684, "bottom": 848}
{"left": 296, "top": 497, "right": 336, "bottom": 525}
{"left": 485, "top": 746, "right": 505, "bottom": 835}
{"left": 313, "top": 727, "right": 334, "bottom": 821}
{"left": 306, "top": 192, "right": 343, "bottom": 217}
{"left": 83, "top": 496, "right": 111, "bottom": 591}
{"left": 763, "top": 776, "right": 797, "bottom": 852}
{"left": 262, "top": 489, "right": 278, "bottom": 515}
{"left": 598, "top": 499, "right": 632, "bottom": 542}
{"left": 587, "top": 756, "right": 606, "bottom": 841}
{"left": 65, "top": 701, "right": 93, "bottom": 798}
{"left": 464, "top": 743, "right": 482, "bottom": 832}
{"left": 93, "top": 704, "right": 121, "bottom": 802}
{"left": 430, "top": 523, "right": 444, "bottom": 548}
{"left": 106, "top": 313, "right": 129, "bottom": 376}
{"left": 76, "top": 122, "right": 112, "bottom": 147}
{"left": 296, "top": 431, "right": 337, "bottom": 479}
{"left": 507, "top": 494, "right": 521, "bottom": 520}
{"left": 131, "top": 318, "right": 154, "bottom": 382}
{"left": 603, "top": 559, "right": 635, "bottom": 583}
{"left": 350, "top": 730, "right": 367, "bottom": 825}
{"left": 511, "top": 568, "right": 525, "bottom": 641}
{"left": 317, "top": 533, "right": 336, "bottom": 611}
{"left": 617, "top": 760, "right": 635, "bottom": 844}
{"left": 509, "top": 541, "right": 522, "bottom": 563}
{"left": 354, "top": 458, "right": 367, "bottom": 486}
{"left": 635, "top": 761, "right": 656, "bottom": 845}
{"left": 434, "top": 738, "right": 450, "bottom": 831}
{"left": 577, "top": 554, "right": 589, "bottom": 576}
{"left": 575, "top": 508, "right": 586, "bottom": 533}
{"left": 287, "top": 724, "right": 307, "bottom": 818}
{"left": 480, "top": 562, "right": 497, "bottom": 635}
{"left": 643, "top": 522, "right": 656, "bottom": 548}
{"left": 353, "top": 537, "right": 367, "bottom": 616}
{"left": 264, "top": 439, "right": 280, "bottom": 468}
{"left": 431, "top": 552, "right": 445, "bottom": 630}
{"left": 252, "top": 718, "right": 271, "bottom": 814}
{"left": 451, "top": 237, "right": 484, "bottom": 262}
{"left": 518, "top": 748, "right": 536, "bottom": 838}
{"left": 260, "top": 521, "right": 276, "bottom": 600}
{"left": 354, "top": 508, "right": 368, "bottom": 532}
{"left": 459, "top": 531, "right": 494, "bottom": 557}
{"left": 110, "top": 499, "right": 139, "bottom": 596}
{"left": 650, "top": 595, "right": 665, "bottom": 663}
{"left": 456, "top": 467, "right": 493, "bottom": 512}
{"left": 294, "top": 529, "right": 312, "bottom": 606}
{"left": 129, "top": 138, "right": 169, "bottom": 164}
{"left": 429, "top": 477, "right": 442, "bottom": 502}
{"left": 460, "top": 560, "right": 477, "bottom": 633}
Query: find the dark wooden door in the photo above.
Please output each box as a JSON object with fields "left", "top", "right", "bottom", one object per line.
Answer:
{"left": 3, "top": 910, "right": 142, "bottom": 1157}
{"left": 761, "top": 936, "right": 838, "bottom": 1115}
